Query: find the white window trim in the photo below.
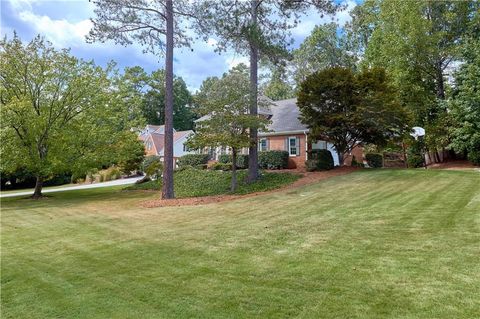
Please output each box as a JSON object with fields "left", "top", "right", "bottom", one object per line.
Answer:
{"left": 259, "top": 138, "right": 268, "bottom": 152}
{"left": 288, "top": 136, "right": 299, "bottom": 157}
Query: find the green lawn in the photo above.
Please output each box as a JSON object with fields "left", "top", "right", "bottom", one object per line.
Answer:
{"left": 1, "top": 169, "right": 479, "bottom": 318}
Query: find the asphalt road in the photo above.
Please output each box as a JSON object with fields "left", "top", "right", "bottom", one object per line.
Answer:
{"left": 0, "top": 176, "right": 144, "bottom": 198}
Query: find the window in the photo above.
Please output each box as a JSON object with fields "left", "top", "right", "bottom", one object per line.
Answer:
{"left": 288, "top": 136, "right": 299, "bottom": 156}
{"left": 183, "top": 144, "right": 191, "bottom": 152}
{"left": 259, "top": 138, "right": 268, "bottom": 151}
{"left": 146, "top": 141, "right": 152, "bottom": 151}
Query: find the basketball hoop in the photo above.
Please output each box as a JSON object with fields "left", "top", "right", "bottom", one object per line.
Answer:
{"left": 410, "top": 127, "right": 425, "bottom": 140}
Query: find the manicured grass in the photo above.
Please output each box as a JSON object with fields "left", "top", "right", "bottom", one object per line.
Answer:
{"left": 1, "top": 169, "right": 479, "bottom": 318}
{"left": 125, "top": 167, "right": 301, "bottom": 196}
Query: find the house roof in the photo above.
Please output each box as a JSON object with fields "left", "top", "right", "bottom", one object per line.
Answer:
{"left": 262, "top": 98, "right": 308, "bottom": 134}
{"left": 194, "top": 96, "right": 274, "bottom": 123}
{"left": 149, "top": 133, "right": 164, "bottom": 154}
{"left": 173, "top": 130, "right": 192, "bottom": 142}
{"left": 144, "top": 129, "right": 193, "bottom": 155}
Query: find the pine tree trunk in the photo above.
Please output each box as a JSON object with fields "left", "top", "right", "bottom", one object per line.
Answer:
{"left": 32, "top": 176, "right": 43, "bottom": 199}
{"left": 162, "top": 0, "right": 175, "bottom": 199}
{"left": 231, "top": 147, "right": 237, "bottom": 192}
{"left": 247, "top": 0, "right": 259, "bottom": 183}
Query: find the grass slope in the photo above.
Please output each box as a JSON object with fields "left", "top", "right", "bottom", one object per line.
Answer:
{"left": 1, "top": 170, "right": 479, "bottom": 318}
{"left": 125, "top": 168, "right": 301, "bottom": 197}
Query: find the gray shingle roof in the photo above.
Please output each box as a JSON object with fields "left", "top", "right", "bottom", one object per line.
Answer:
{"left": 262, "top": 98, "right": 308, "bottom": 134}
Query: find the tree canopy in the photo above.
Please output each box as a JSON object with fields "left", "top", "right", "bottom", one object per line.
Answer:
{"left": 292, "top": 22, "right": 356, "bottom": 86}
{"left": 121, "top": 67, "right": 195, "bottom": 130}
{"left": 187, "top": 66, "right": 269, "bottom": 191}
{"left": 449, "top": 11, "right": 480, "bottom": 165}
{"left": 0, "top": 35, "right": 143, "bottom": 198}
{"left": 297, "top": 67, "right": 409, "bottom": 165}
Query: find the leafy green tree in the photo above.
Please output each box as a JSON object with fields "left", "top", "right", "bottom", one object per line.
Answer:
{"left": 142, "top": 70, "right": 195, "bottom": 130}
{"left": 187, "top": 67, "right": 269, "bottom": 191}
{"left": 0, "top": 35, "right": 142, "bottom": 198}
{"left": 292, "top": 22, "right": 357, "bottom": 86}
{"left": 194, "top": 76, "right": 220, "bottom": 107}
{"left": 118, "top": 66, "right": 195, "bottom": 130}
{"left": 193, "top": 0, "right": 337, "bottom": 182}
{"left": 449, "top": 15, "right": 480, "bottom": 165}
{"left": 262, "top": 64, "right": 294, "bottom": 101}
{"left": 297, "top": 67, "right": 409, "bottom": 165}
{"left": 88, "top": 0, "right": 198, "bottom": 199}
{"left": 350, "top": 0, "right": 478, "bottom": 159}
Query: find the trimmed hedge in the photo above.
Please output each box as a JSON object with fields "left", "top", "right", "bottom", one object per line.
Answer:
{"left": 218, "top": 154, "right": 249, "bottom": 169}
{"left": 259, "top": 150, "right": 289, "bottom": 169}
{"left": 210, "top": 162, "right": 232, "bottom": 171}
{"left": 307, "top": 149, "right": 334, "bottom": 171}
{"left": 366, "top": 153, "right": 383, "bottom": 168}
{"left": 177, "top": 154, "right": 209, "bottom": 168}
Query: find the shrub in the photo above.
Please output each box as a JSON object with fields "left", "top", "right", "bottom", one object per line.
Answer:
{"left": 466, "top": 136, "right": 480, "bottom": 166}
{"left": 305, "top": 159, "right": 319, "bottom": 172}
{"left": 43, "top": 173, "right": 72, "bottom": 187}
{"left": 218, "top": 154, "right": 249, "bottom": 169}
{"left": 140, "top": 155, "right": 163, "bottom": 179}
{"left": 308, "top": 149, "right": 334, "bottom": 170}
{"left": 145, "top": 160, "right": 163, "bottom": 179}
{"left": 259, "top": 150, "right": 289, "bottom": 169}
{"left": 366, "top": 153, "right": 383, "bottom": 168}
{"left": 102, "top": 166, "right": 122, "bottom": 181}
{"left": 142, "top": 155, "right": 161, "bottom": 172}
{"left": 351, "top": 155, "right": 364, "bottom": 167}
{"left": 177, "top": 154, "right": 209, "bottom": 168}
{"left": 406, "top": 141, "right": 424, "bottom": 168}
{"left": 210, "top": 162, "right": 232, "bottom": 171}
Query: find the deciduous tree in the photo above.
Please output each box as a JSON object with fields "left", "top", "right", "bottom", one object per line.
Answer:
{"left": 297, "top": 67, "right": 409, "bottom": 165}
{"left": 0, "top": 35, "right": 142, "bottom": 198}
{"left": 449, "top": 12, "right": 480, "bottom": 165}
{"left": 349, "top": 0, "right": 478, "bottom": 160}
{"left": 187, "top": 66, "right": 269, "bottom": 191}
{"left": 292, "top": 22, "right": 357, "bottom": 86}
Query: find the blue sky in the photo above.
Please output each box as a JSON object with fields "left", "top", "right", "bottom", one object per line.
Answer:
{"left": 1, "top": 0, "right": 358, "bottom": 91}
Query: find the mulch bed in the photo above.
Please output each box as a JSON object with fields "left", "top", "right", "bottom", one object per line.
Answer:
{"left": 141, "top": 166, "right": 359, "bottom": 208}
{"left": 427, "top": 160, "right": 478, "bottom": 170}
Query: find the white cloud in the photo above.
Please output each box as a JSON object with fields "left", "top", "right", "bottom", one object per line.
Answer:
{"left": 225, "top": 56, "right": 249, "bottom": 69}
{"left": 292, "top": 0, "right": 357, "bottom": 38}
{"left": 17, "top": 10, "right": 92, "bottom": 47}
{"left": 8, "top": 0, "right": 38, "bottom": 11}
{"left": 335, "top": 0, "right": 357, "bottom": 27}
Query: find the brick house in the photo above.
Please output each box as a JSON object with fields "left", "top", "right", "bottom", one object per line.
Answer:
{"left": 195, "top": 98, "right": 363, "bottom": 169}
{"left": 258, "top": 98, "right": 364, "bottom": 168}
{"left": 139, "top": 125, "right": 194, "bottom": 163}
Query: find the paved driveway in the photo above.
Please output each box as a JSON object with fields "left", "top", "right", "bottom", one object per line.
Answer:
{"left": 0, "top": 176, "right": 144, "bottom": 198}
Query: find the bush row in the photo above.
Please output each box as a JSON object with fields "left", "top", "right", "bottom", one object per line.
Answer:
{"left": 218, "top": 154, "right": 249, "bottom": 169}
{"left": 258, "top": 150, "right": 289, "bottom": 169}
{"left": 177, "top": 154, "right": 209, "bottom": 167}
{"left": 176, "top": 151, "right": 290, "bottom": 170}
